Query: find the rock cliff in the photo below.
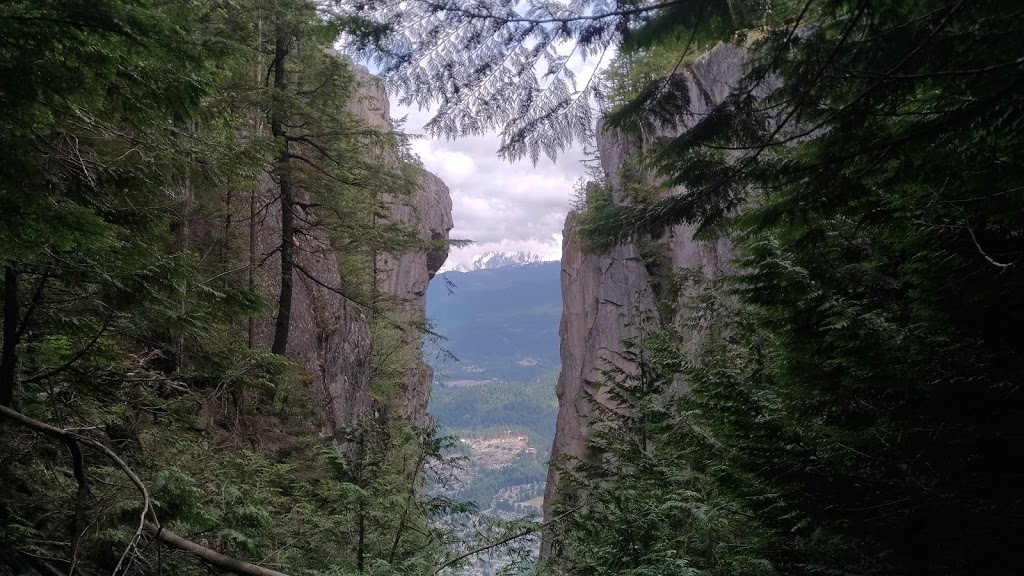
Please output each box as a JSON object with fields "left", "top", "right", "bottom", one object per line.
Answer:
{"left": 346, "top": 61, "right": 455, "bottom": 427}
{"left": 242, "top": 62, "right": 451, "bottom": 438}
{"left": 543, "top": 43, "right": 746, "bottom": 550}
{"left": 250, "top": 193, "right": 376, "bottom": 436}
{"left": 376, "top": 167, "right": 453, "bottom": 427}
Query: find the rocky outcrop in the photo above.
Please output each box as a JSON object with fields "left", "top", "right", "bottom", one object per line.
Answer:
{"left": 376, "top": 167, "right": 453, "bottom": 427}
{"left": 541, "top": 213, "right": 654, "bottom": 519}
{"left": 543, "top": 43, "right": 746, "bottom": 551}
{"left": 353, "top": 62, "right": 453, "bottom": 428}
{"left": 250, "top": 191, "right": 375, "bottom": 437}
{"left": 246, "top": 61, "right": 451, "bottom": 437}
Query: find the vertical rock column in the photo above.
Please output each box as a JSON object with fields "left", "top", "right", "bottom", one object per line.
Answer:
{"left": 347, "top": 62, "right": 454, "bottom": 427}
{"left": 246, "top": 61, "right": 452, "bottom": 437}
{"left": 376, "top": 169, "right": 453, "bottom": 427}
{"left": 542, "top": 43, "right": 747, "bottom": 557}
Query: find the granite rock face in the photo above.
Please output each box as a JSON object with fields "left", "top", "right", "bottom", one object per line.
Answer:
{"left": 542, "top": 43, "right": 745, "bottom": 553}
{"left": 250, "top": 189, "right": 375, "bottom": 437}
{"left": 349, "top": 62, "right": 454, "bottom": 427}
{"left": 377, "top": 167, "right": 454, "bottom": 427}
{"left": 248, "top": 61, "right": 451, "bottom": 437}
{"left": 541, "top": 212, "right": 655, "bottom": 526}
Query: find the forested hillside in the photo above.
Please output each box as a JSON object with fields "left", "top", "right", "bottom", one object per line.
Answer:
{"left": 349, "top": 0, "right": 1024, "bottom": 575}
{"left": 0, "top": 1, "right": 466, "bottom": 574}
{"left": 424, "top": 261, "right": 561, "bottom": 565}
{"left": 430, "top": 371, "right": 557, "bottom": 507}
{"left": 427, "top": 262, "right": 561, "bottom": 383}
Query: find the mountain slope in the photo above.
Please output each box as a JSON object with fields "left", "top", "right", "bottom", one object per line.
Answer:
{"left": 450, "top": 250, "right": 547, "bottom": 271}
{"left": 426, "top": 261, "right": 561, "bottom": 383}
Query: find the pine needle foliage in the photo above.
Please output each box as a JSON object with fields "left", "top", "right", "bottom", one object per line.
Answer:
{"left": 561, "top": 2, "right": 1024, "bottom": 574}
{"left": 1, "top": 1, "right": 467, "bottom": 574}
{"left": 342, "top": 0, "right": 750, "bottom": 162}
{"left": 545, "top": 312, "right": 773, "bottom": 576}
{"left": 386, "top": 1, "right": 1024, "bottom": 574}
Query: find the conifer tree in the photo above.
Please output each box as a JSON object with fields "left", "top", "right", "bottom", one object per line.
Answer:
{"left": 349, "top": 1, "right": 1024, "bottom": 574}
{"left": 0, "top": 1, "right": 456, "bottom": 574}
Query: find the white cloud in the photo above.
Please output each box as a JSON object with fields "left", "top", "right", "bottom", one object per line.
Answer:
{"left": 396, "top": 102, "right": 589, "bottom": 266}
{"left": 383, "top": 38, "right": 613, "bottom": 267}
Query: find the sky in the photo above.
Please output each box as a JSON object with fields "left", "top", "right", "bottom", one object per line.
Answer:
{"left": 393, "top": 102, "right": 590, "bottom": 271}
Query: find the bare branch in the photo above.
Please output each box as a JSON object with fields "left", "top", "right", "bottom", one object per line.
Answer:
{"left": 0, "top": 404, "right": 155, "bottom": 576}
{"left": 967, "top": 224, "right": 1018, "bottom": 268}
{"left": 144, "top": 523, "right": 293, "bottom": 576}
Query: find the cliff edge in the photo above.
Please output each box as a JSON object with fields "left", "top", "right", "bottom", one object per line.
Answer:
{"left": 242, "top": 62, "right": 452, "bottom": 438}
{"left": 543, "top": 43, "right": 744, "bottom": 556}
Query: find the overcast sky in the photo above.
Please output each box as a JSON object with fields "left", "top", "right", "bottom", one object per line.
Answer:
{"left": 392, "top": 102, "right": 590, "bottom": 270}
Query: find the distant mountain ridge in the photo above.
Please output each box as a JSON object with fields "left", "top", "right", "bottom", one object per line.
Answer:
{"left": 448, "top": 250, "right": 554, "bottom": 272}
{"left": 425, "top": 261, "right": 561, "bottom": 516}
{"left": 426, "top": 260, "right": 561, "bottom": 383}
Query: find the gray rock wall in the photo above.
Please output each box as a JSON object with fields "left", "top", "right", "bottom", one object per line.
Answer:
{"left": 349, "top": 63, "right": 454, "bottom": 427}
{"left": 542, "top": 42, "right": 745, "bottom": 554}
{"left": 248, "top": 61, "right": 451, "bottom": 437}
{"left": 250, "top": 186, "right": 375, "bottom": 437}
{"left": 376, "top": 167, "right": 453, "bottom": 427}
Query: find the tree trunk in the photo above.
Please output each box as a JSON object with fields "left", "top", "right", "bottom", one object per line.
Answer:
{"left": 223, "top": 188, "right": 233, "bottom": 284}
{"left": 270, "top": 22, "right": 294, "bottom": 357}
{"left": 249, "top": 185, "right": 257, "bottom": 350}
{"left": 146, "top": 522, "right": 293, "bottom": 576}
{"left": 357, "top": 498, "right": 366, "bottom": 573}
{"left": 1, "top": 265, "right": 19, "bottom": 407}
{"left": 249, "top": 16, "right": 263, "bottom": 351}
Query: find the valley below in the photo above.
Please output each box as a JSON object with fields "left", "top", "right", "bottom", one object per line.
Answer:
{"left": 424, "top": 257, "right": 562, "bottom": 574}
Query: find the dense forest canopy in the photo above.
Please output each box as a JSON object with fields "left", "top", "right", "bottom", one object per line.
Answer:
{"left": 0, "top": 1, "right": 488, "bottom": 575}
{"left": 349, "top": 0, "right": 1024, "bottom": 575}
{"left": 3, "top": 0, "right": 1023, "bottom": 575}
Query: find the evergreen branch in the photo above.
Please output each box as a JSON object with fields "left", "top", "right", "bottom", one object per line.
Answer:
{"left": 21, "top": 309, "right": 114, "bottom": 385}
{"left": 288, "top": 153, "right": 363, "bottom": 186}
{"left": 422, "top": 1, "right": 684, "bottom": 26}
{"left": 738, "top": 0, "right": 970, "bottom": 152}
{"left": 0, "top": 15, "right": 136, "bottom": 37}
{"left": 292, "top": 260, "right": 375, "bottom": 311}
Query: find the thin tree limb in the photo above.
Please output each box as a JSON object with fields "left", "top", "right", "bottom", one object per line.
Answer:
{"left": 0, "top": 404, "right": 154, "bottom": 575}
{"left": 967, "top": 224, "right": 1018, "bottom": 268}
{"left": 429, "top": 504, "right": 581, "bottom": 576}
{"left": 0, "top": 406, "right": 293, "bottom": 576}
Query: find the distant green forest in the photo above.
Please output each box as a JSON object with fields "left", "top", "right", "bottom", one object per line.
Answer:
{"left": 426, "top": 263, "right": 561, "bottom": 382}
{"left": 430, "top": 372, "right": 558, "bottom": 441}
{"left": 430, "top": 372, "right": 558, "bottom": 506}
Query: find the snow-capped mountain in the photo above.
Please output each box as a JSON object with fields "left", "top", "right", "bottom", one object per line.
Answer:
{"left": 451, "top": 250, "right": 552, "bottom": 272}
